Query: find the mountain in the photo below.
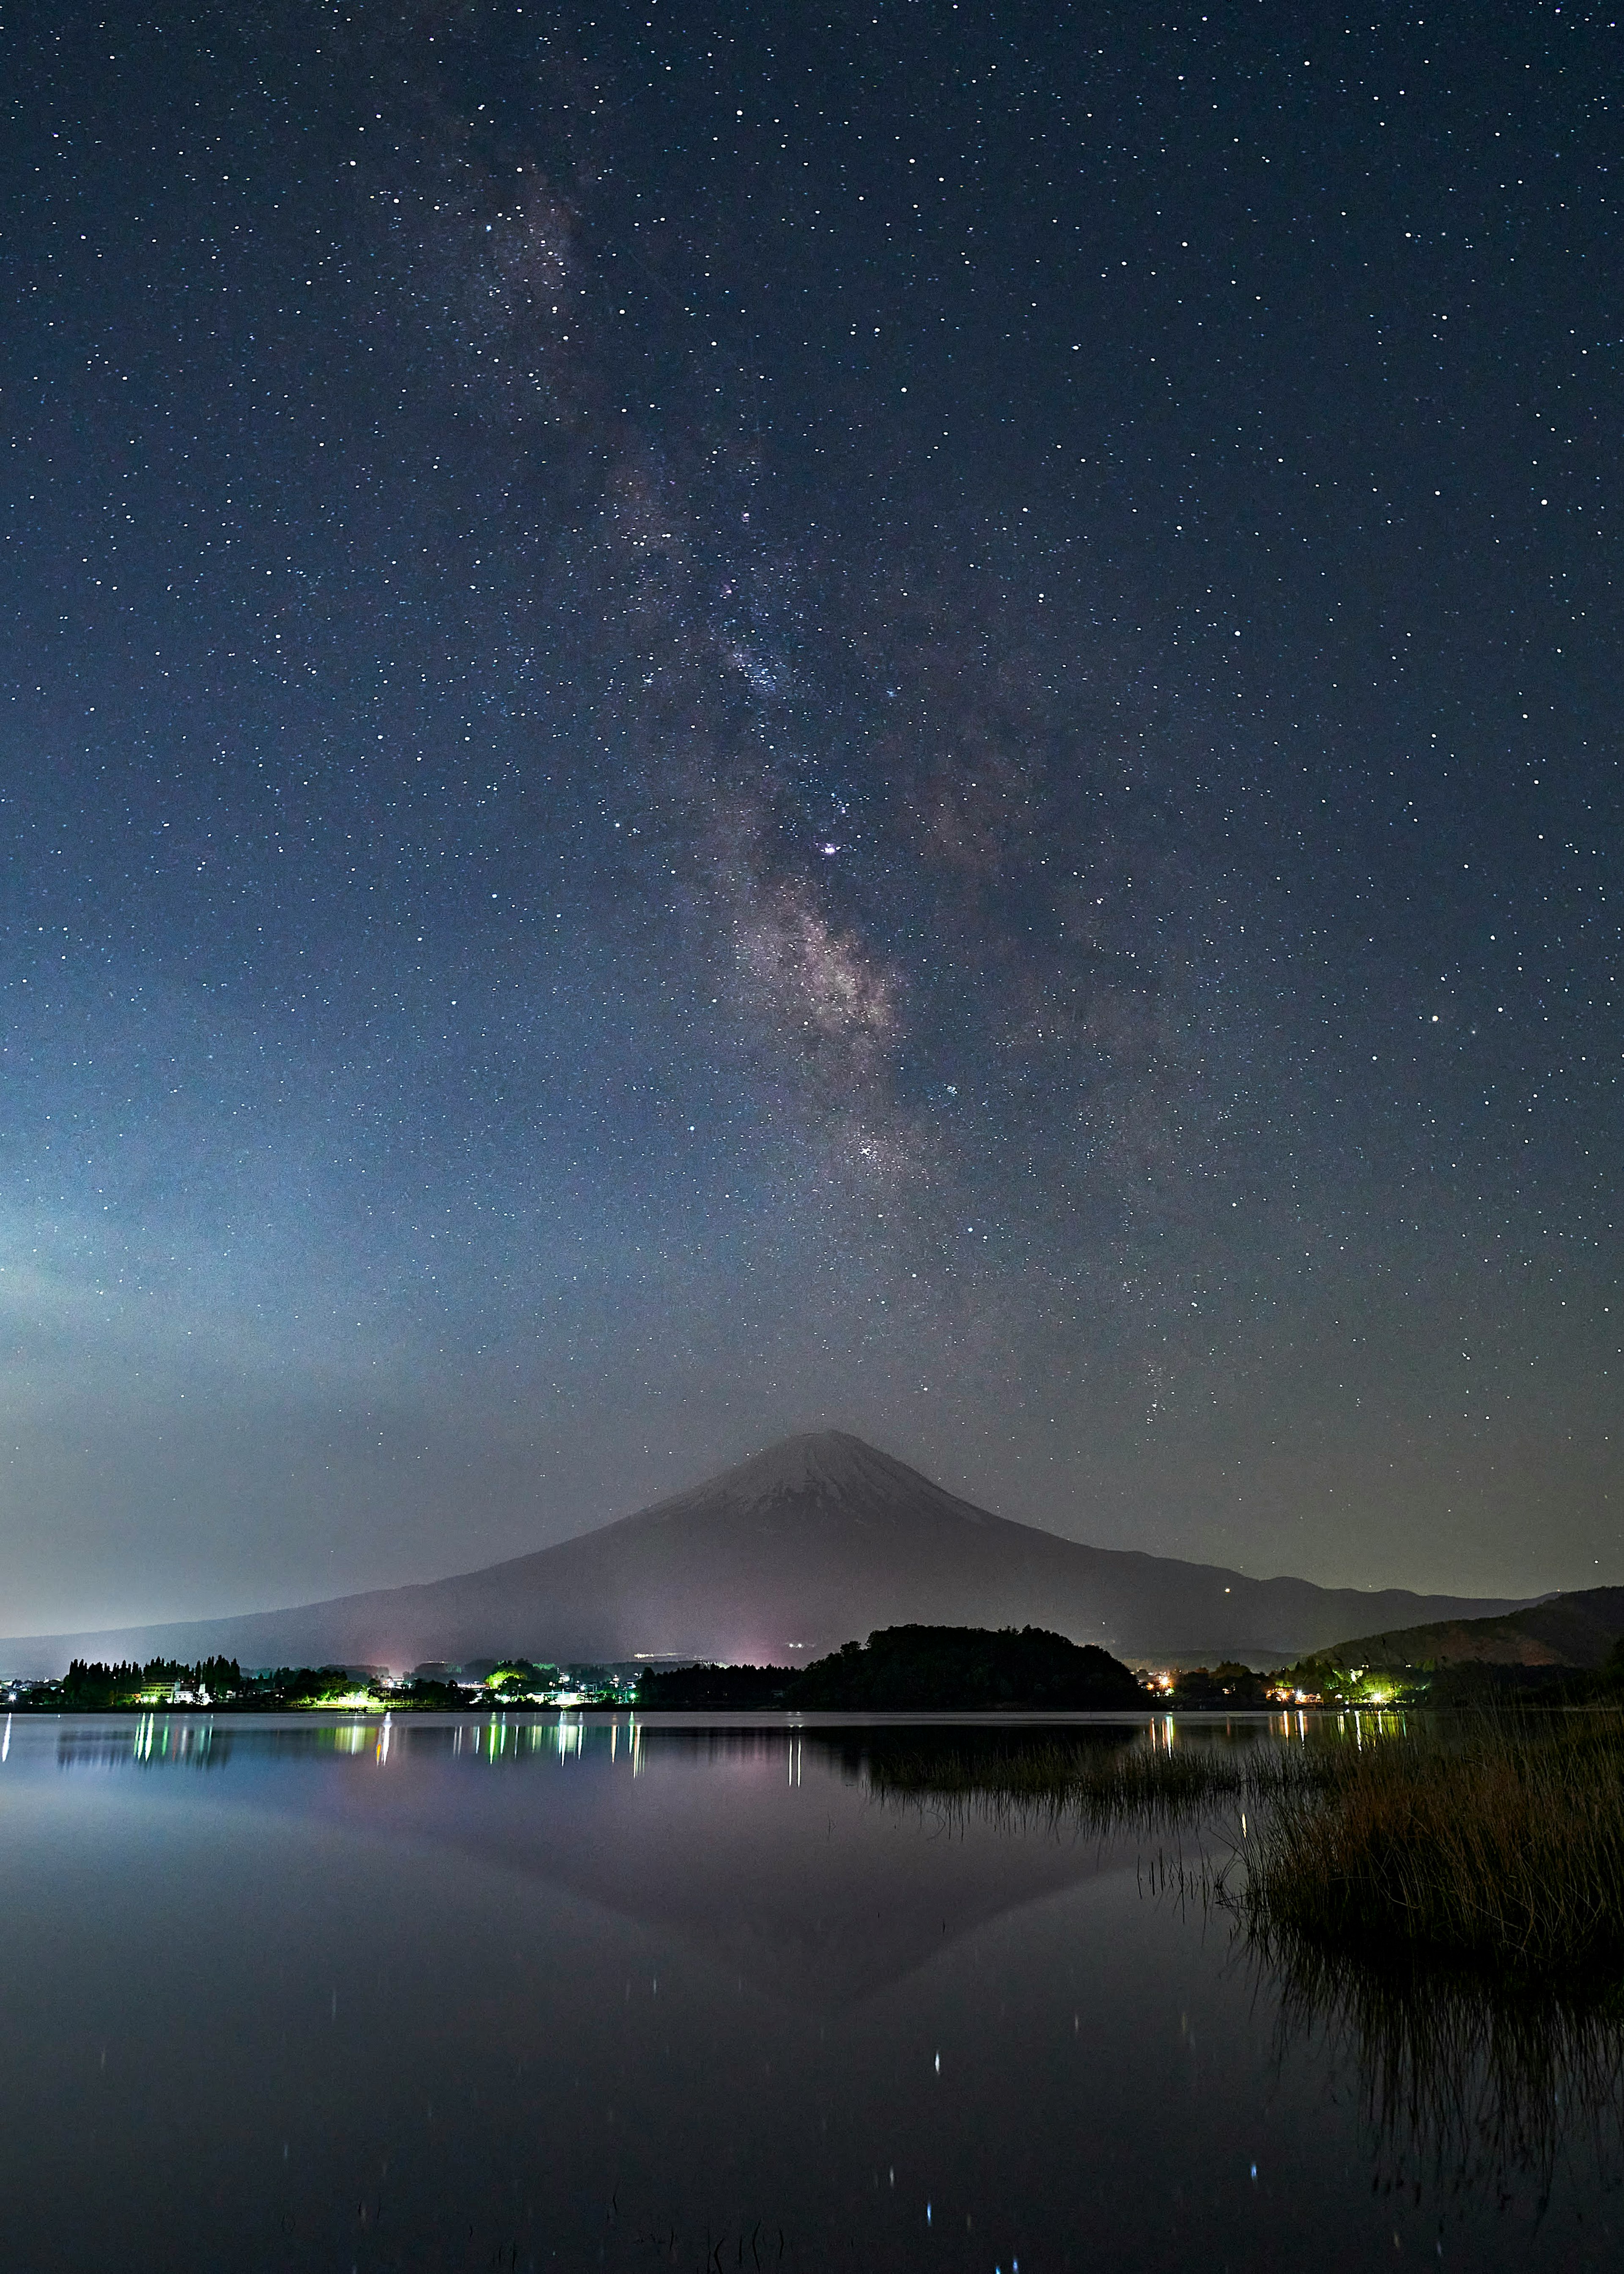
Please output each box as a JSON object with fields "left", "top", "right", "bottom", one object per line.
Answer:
{"left": 1322, "top": 1585, "right": 1624, "bottom": 1671}
{"left": 0, "top": 1429, "right": 1533, "bottom": 1677}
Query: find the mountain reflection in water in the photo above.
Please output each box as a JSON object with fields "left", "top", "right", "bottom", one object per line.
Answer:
{"left": 2, "top": 1709, "right": 1618, "bottom": 2271}
{"left": 838, "top": 1721, "right": 1624, "bottom": 2221}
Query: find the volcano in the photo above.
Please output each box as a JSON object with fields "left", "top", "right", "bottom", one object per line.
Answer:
{"left": 0, "top": 1430, "right": 1531, "bottom": 1676}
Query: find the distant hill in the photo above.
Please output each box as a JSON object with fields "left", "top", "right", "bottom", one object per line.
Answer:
{"left": 0, "top": 1430, "right": 1534, "bottom": 1676}
{"left": 1323, "top": 1585, "right": 1624, "bottom": 1671}
{"left": 790, "top": 1624, "right": 1145, "bottom": 1711}
{"left": 634, "top": 1624, "right": 1145, "bottom": 1712}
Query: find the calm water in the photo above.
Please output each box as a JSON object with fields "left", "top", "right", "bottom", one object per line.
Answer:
{"left": 0, "top": 1711, "right": 1619, "bottom": 2273}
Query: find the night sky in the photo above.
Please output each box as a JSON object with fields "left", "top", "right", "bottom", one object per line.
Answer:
{"left": 3, "top": 0, "right": 1618, "bottom": 1633}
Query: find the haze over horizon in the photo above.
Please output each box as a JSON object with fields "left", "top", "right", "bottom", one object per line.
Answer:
{"left": 3, "top": 3, "right": 1618, "bottom": 1634}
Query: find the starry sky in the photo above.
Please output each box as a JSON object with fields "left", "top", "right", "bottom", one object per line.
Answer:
{"left": 2, "top": 0, "right": 1618, "bottom": 1633}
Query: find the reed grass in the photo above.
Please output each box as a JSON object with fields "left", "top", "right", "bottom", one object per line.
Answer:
{"left": 859, "top": 1714, "right": 1624, "bottom": 2200}
{"left": 1237, "top": 1708, "right": 1624, "bottom": 1984}
{"left": 859, "top": 1711, "right": 1624, "bottom": 1981}
{"left": 856, "top": 1726, "right": 1351, "bottom": 1836}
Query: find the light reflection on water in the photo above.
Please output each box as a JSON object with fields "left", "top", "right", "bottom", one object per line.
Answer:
{"left": 0, "top": 1710, "right": 1617, "bottom": 2272}
{"left": 41, "top": 1703, "right": 1421, "bottom": 1787}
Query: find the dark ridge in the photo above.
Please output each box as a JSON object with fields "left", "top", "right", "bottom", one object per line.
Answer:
{"left": 1324, "top": 1585, "right": 1624, "bottom": 1672}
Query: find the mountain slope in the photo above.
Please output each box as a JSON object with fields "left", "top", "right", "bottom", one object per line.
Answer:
{"left": 0, "top": 1430, "right": 1533, "bottom": 1675}
{"left": 1323, "top": 1585, "right": 1624, "bottom": 1670}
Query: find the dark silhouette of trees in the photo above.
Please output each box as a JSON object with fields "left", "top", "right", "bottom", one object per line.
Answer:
{"left": 788, "top": 1624, "right": 1145, "bottom": 1710}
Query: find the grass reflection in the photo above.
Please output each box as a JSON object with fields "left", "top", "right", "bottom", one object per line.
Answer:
{"left": 845, "top": 1711, "right": 1624, "bottom": 1983}
{"left": 829, "top": 1719, "right": 1351, "bottom": 1834}
{"left": 851, "top": 1714, "right": 1624, "bottom": 2211}
{"left": 1251, "top": 1919, "right": 1624, "bottom": 2212}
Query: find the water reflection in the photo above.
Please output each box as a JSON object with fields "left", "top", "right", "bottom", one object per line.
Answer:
{"left": 57, "top": 1714, "right": 234, "bottom": 1770}
{"left": 3, "top": 1711, "right": 1620, "bottom": 2265}
{"left": 838, "top": 1719, "right": 1624, "bottom": 2223}
{"left": 48, "top": 1708, "right": 633, "bottom": 1772}
{"left": 25, "top": 1713, "right": 1143, "bottom": 2006}
{"left": 1256, "top": 1922, "right": 1624, "bottom": 2214}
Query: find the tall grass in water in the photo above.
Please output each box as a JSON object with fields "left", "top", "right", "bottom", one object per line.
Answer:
{"left": 1239, "top": 1708, "right": 1624, "bottom": 1983}
{"left": 857, "top": 1712, "right": 1624, "bottom": 1977}
{"left": 852, "top": 1725, "right": 1351, "bottom": 1836}
{"left": 856, "top": 1715, "right": 1624, "bottom": 2205}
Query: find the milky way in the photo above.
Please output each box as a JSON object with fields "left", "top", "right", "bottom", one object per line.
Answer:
{"left": 1, "top": 0, "right": 1617, "bottom": 1627}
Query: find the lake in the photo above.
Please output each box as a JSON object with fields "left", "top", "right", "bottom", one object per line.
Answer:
{"left": 0, "top": 1710, "right": 1618, "bottom": 2271}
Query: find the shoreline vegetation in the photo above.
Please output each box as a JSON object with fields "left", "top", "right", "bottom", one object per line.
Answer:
{"left": 645, "top": 1625, "right": 1147, "bottom": 1711}
{"left": 8, "top": 1620, "right": 1624, "bottom": 1716}
{"left": 1238, "top": 1709, "right": 1624, "bottom": 1988}
{"left": 0, "top": 1626, "right": 1166, "bottom": 1714}
{"left": 1236, "top": 1716, "right": 1624, "bottom": 2203}
{"left": 861, "top": 1708, "right": 1624, "bottom": 1991}
{"left": 847, "top": 1711, "right": 1624, "bottom": 2198}
{"left": 0, "top": 1656, "right": 642, "bottom": 1713}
